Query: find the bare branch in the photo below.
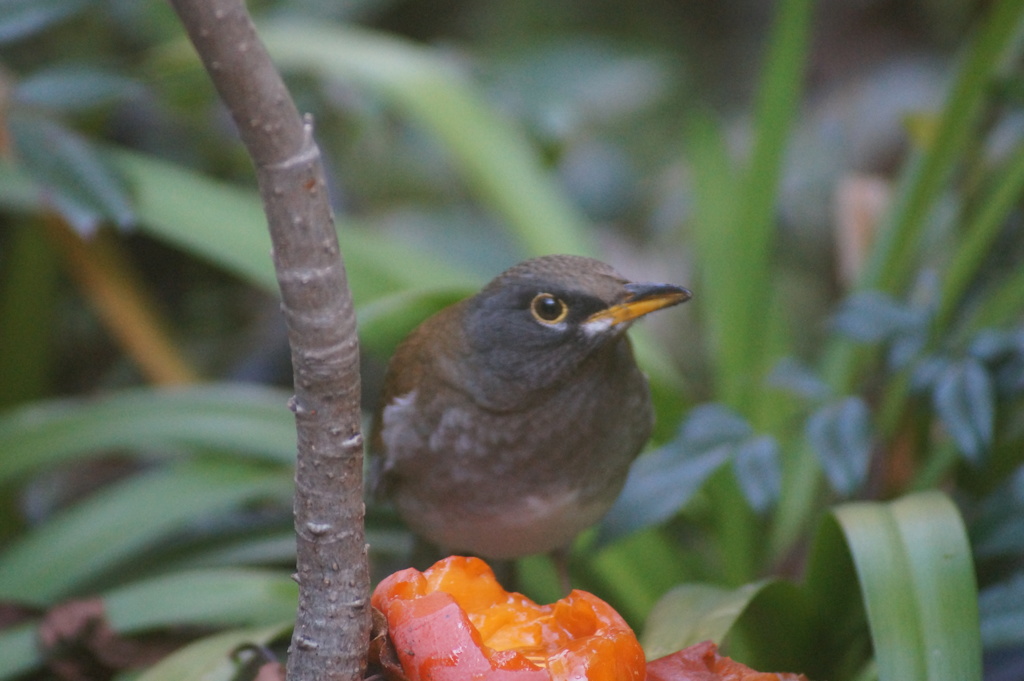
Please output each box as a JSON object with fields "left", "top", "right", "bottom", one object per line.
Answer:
{"left": 166, "top": 2, "right": 369, "bottom": 680}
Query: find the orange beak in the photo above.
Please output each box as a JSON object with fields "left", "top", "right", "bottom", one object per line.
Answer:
{"left": 586, "top": 282, "right": 692, "bottom": 327}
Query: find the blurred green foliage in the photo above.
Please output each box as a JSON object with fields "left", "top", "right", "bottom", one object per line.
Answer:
{"left": 1, "top": 0, "right": 1023, "bottom": 679}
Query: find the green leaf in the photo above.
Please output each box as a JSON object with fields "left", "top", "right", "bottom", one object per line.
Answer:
{"left": 14, "top": 66, "right": 142, "bottom": 112}
{"left": 978, "top": 572, "right": 1024, "bottom": 649}
{"left": 105, "top": 569, "right": 297, "bottom": 632}
{"left": 971, "top": 465, "right": 1024, "bottom": 559}
{"left": 0, "top": 624, "right": 35, "bottom": 681}
{"left": 678, "top": 403, "right": 752, "bottom": 451}
{"left": 833, "top": 291, "right": 923, "bottom": 343}
{"left": 133, "top": 624, "right": 289, "bottom": 681}
{"left": 599, "top": 445, "right": 728, "bottom": 543}
{"left": 257, "top": 22, "right": 595, "bottom": 257}
{"left": 858, "top": 0, "right": 1024, "bottom": 295}
{"left": 8, "top": 113, "right": 135, "bottom": 231}
{"left": 731, "top": 435, "right": 780, "bottom": 513}
{"left": 0, "top": 384, "right": 297, "bottom": 484}
{"left": 0, "top": 570, "right": 295, "bottom": 680}
{"left": 108, "top": 149, "right": 479, "bottom": 327}
{"left": 641, "top": 581, "right": 769, "bottom": 659}
{"left": 932, "top": 358, "right": 994, "bottom": 464}
{"left": 937, "top": 141, "right": 1024, "bottom": 332}
{"left": 599, "top": 403, "right": 749, "bottom": 542}
{"left": 806, "top": 396, "right": 873, "bottom": 496}
{"left": 685, "top": 0, "right": 810, "bottom": 413}
{"left": 0, "top": 0, "right": 91, "bottom": 44}
{"left": 767, "top": 357, "right": 831, "bottom": 401}
{"left": 0, "top": 156, "right": 46, "bottom": 214}
{"left": 358, "top": 286, "right": 473, "bottom": 359}
{"left": 0, "top": 224, "right": 59, "bottom": 408}
{"left": 0, "top": 461, "right": 291, "bottom": 602}
{"left": 832, "top": 492, "right": 982, "bottom": 681}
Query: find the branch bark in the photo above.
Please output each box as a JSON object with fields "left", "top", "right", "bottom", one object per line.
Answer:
{"left": 166, "top": 2, "right": 369, "bottom": 680}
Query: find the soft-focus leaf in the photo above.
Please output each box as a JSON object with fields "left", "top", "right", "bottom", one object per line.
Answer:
{"left": 0, "top": 157, "right": 43, "bottom": 214}
{"left": 0, "top": 461, "right": 291, "bottom": 602}
{"left": 994, "top": 353, "right": 1024, "bottom": 395}
{"left": 0, "top": 384, "right": 296, "bottom": 484}
{"left": 108, "top": 149, "right": 478, "bottom": 311}
{"left": 133, "top": 625, "right": 289, "bottom": 681}
{"left": 886, "top": 323, "right": 928, "bottom": 369}
{"left": 970, "top": 465, "right": 1024, "bottom": 559}
{"left": 105, "top": 569, "right": 297, "bottom": 632}
{"left": 805, "top": 397, "right": 872, "bottom": 496}
{"left": 0, "top": 0, "right": 92, "bottom": 44}
{"left": 731, "top": 436, "right": 781, "bottom": 513}
{"left": 727, "top": 580, "right": 826, "bottom": 678}
{"left": 767, "top": 357, "right": 831, "bottom": 401}
{"left": 599, "top": 404, "right": 753, "bottom": 541}
{"left": 0, "top": 224, "right": 58, "bottom": 408}
{"left": 165, "top": 531, "right": 300, "bottom": 571}
{"left": 0, "top": 572, "right": 294, "bottom": 680}
{"left": 0, "top": 624, "right": 35, "bottom": 680}
{"left": 910, "top": 355, "right": 951, "bottom": 392}
{"left": 358, "top": 286, "right": 473, "bottom": 358}
{"left": 832, "top": 491, "right": 981, "bottom": 681}
{"left": 598, "top": 445, "right": 729, "bottom": 544}
{"left": 833, "top": 291, "right": 922, "bottom": 343}
{"left": 856, "top": 0, "right": 1024, "bottom": 296}
{"left": 8, "top": 113, "right": 135, "bottom": 232}
{"left": 684, "top": 0, "right": 810, "bottom": 412}
{"left": 940, "top": 142, "right": 1024, "bottom": 332}
{"left": 967, "top": 328, "right": 1020, "bottom": 363}
{"left": 14, "top": 66, "right": 143, "bottom": 112}
{"left": 260, "top": 22, "right": 595, "bottom": 257}
{"left": 932, "top": 358, "right": 994, "bottom": 464}
{"left": 641, "top": 581, "right": 769, "bottom": 660}
{"left": 678, "top": 403, "right": 752, "bottom": 452}
{"left": 978, "top": 572, "right": 1024, "bottom": 649}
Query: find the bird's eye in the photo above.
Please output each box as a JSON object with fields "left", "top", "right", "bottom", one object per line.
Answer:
{"left": 530, "top": 293, "right": 569, "bottom": 324}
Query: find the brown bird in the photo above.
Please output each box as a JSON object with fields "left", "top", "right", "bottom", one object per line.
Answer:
{"left": 370, "top": 254, "right": 690, "bottom": 570}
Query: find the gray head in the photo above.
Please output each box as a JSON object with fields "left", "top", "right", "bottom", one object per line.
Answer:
{"left": 456, "top": 254, "right": 690, "bottom": 408}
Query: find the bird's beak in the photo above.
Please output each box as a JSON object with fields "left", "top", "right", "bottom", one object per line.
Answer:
{"left": 585, "top": 282, "right": 692, "bottom": 327}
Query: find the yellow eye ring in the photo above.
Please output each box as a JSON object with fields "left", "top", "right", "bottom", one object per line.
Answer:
{"left": 530, "top": 293, "right": 569, "bottom": 324}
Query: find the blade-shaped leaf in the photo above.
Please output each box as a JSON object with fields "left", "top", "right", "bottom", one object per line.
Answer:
{"left": 731, "top": 435, "right": 781, "bottom": 513}
{"left": 641, "top": 581, "right": 770, "bottom": 660}
{"left": 8, "top": 113, "right": 135, "bottom": 232}
{"left": 806, "top": 396, "right": 873, "bottom": 496}
{"left": 0, "top": 384, "right": 297, "bottom": 484}
{"left": 0, "top": 624, "right": 35, "bottom": 680}
{"left": 678, "top": 403, "right": 751, "bottom": 452}
{"left": 598, "top": 445, "right": 729, "bottom": 544}
{"left": 971, "top": 465, "right": 1024, "bottom": 559}
{"left": 767, "top": 357, "right": 831, "bottom": 401}
{"left": 0, "top": 571, "right": 295, "bottom": 681}
{"left": 106, "top": 569, "right": 297, "bottom": 632}
{"left": 833, "top": 290, "right": 922, "bottom": 343}
{"left": 932, "top": 357, "right": 994, "bottom": 464}
{"left": 14, "top": 66, "right": 142, "bottom": 112}
{"left": 358, "top": 286, "right": 473, "bottom": 358}
{"left": 108, "top": 148, "right": 479, "bottom": 308}
{"left": 133, "top": 625, "right": 289, "bottom": 681}
{"left": 832, "top": 491, "right": 981, "bottom": 681}
{"left": 0, "top": 461, "right": 291, "bottom": 602}
{"left": 978, "top": 572, "right": 1024, "bottom": 649}
{"left": 258, "top": 22, "right": 594, "bottom": 257}
{"left": 0, "top": 0, "right": 91, "bottom": 44}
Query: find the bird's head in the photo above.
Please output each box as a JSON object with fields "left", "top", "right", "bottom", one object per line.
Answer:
{"left": 456, "top": 254, "right": 690, "bottom": 406}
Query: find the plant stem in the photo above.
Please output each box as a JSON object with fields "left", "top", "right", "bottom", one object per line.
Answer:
{"left": 166, "top": 2, "right": 370, "bottom": 680}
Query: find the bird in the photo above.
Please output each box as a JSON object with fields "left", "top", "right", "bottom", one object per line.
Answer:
{"left": 370, "top": 254, "right": 691, "bottom": 572}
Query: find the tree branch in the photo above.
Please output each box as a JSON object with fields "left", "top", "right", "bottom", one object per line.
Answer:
{"left": 166, "top": 2, "right": 369, "bottom": 680}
